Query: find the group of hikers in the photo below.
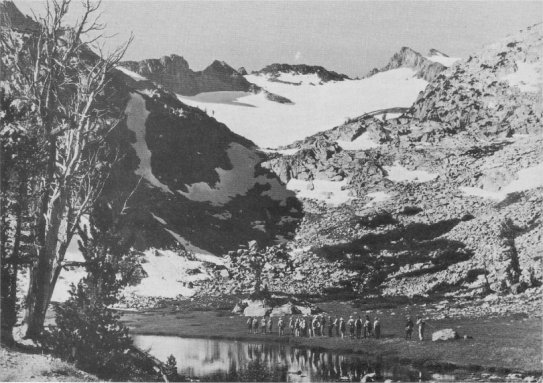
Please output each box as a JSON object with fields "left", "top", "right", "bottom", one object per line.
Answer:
{"left": 247, "top": 314, "right": 427, "bottom": 341}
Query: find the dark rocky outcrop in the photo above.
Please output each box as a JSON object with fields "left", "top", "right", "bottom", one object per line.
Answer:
{"left": 121, "top": 55, "right": 253, "bottom": 96}
{"left": 254, "top": 63, "right": 351, "bottom": 82}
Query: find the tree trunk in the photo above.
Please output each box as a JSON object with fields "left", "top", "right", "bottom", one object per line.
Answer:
{"left": 25, "top": 183, "right": 68, "bottom": 339}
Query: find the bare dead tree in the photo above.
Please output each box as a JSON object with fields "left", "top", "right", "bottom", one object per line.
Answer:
{"left": 1, "top": 0, "right": 132, "bottom": 339}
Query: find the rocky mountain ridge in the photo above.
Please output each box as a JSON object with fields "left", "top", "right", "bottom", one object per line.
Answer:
{"left": 366, "top": 47, "right": 449, "bottom": 82}
{"left": 253, "top": 63, "right": 351, "bottom": 82}
{"left": 121, "top": 55, "right": 253, "bottom": 96}
{"left": 120, "top": 55, "right": 293, "bottom": 104}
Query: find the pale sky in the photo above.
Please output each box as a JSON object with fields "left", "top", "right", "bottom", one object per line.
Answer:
{"left": 14, "top": 1, "right": 543, "bottom": 77}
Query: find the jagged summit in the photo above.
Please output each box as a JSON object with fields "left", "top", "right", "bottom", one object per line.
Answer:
{"left": 366, "top": 46, "right": 448, "bottom": 82}
{"left": 121, "top": 55, "right": 252, "bottom": 96}
{"left": 254, "top": 63, "right": 351, "bottom": 82}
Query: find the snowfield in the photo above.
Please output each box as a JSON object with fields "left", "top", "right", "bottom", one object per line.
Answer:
{"left": 178, "top": 68, "right": 428, "bottom": 148}
{"left": 178, "top": 142, "right": 294, "bottom": 206}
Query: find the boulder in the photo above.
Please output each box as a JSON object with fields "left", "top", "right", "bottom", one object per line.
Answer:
{"left": 270, "top": 302, "right": 301, "bottom": 317}
{"left": 232, "top": 302, "right": 247, "bottom": 314}
{"left": 432, "top": 328, "right": 459, "bottom": 341}
{"left": 243, "top": 300, "right": 272, "bottom": 317}
{"left": 295, "top": 304, "right": 322, "bottom": 315}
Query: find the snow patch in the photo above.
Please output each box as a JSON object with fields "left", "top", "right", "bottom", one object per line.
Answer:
{"left": 151, "top": 213, "right": 167, "bottom": 225}
{"left": 367, "top": 191, "right": 391, "bottom": 203}
{"left": 260, "top": 147, "right": 300, "bottom": 156}
{"left": 164, "top": 228, "right": 213, "bottom": 255}
{"left": 178, "top": 68, "right": 427, "bottom": 148}
{"left": 178, "top": 142, "right": 293, "bottom": 206}
{"left": 384, "top": 162, "right": 438, "bottom": 183}
{"left": 426, "top": 55, "right": 461, "bottom": 67}
{"left": 461, "top": 163, "right": 543, "bottom": 200}
{"left": 336, "top": 132, "right": 380, "bottom": 150}
{"left": 460, "top": 187, "right": 504, "bottom": 201}
{"left": 502, "top": 62, "right": 542, "bottom": 92}
{"left": 125, "top": 93, "right": 172, "bottom": 193}
{"left": 286, "top": 178, "right": 352, "bottom": 205}
{"left": 125, "top": 249, "right": 211, "bottom": 298}
{"left": 117, "top": 66, "right": 147, "bottom": 81}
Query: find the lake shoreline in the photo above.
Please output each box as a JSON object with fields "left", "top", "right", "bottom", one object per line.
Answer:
{"left": 130, "top": 330, "right": 540, "bottom": 376}
{"left": 122, "top": 300, "right": 542, "bottom": 378}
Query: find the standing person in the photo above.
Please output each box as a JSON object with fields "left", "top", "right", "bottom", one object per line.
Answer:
{"left": 333, "top": 317, "right": 340, "bottom": 336}
{"left": 289, "top": 316, "right": 295, "bottom": 335}
{"left": 320, "top": 315, "right": 326, "bottom": 337}
{"left": 312, "top": 316, "right": 319, "bottom": 337}
{"left": 253, "top": 317, "right": 259, "bottom": 334}
{"left": 267, "top": 317, "right": 273, "bottom": 334}
{"left": 416, "top": 316, "right": 426, "bottom": 341}
{"left": 374, "top": 317, "right": 381, "bottom": 339}
{"left": 300, "top": 316, "right": 306, "bottom": 337}
{"left": 348, "top": 316, "right": 355, "bottom": 339}
{"left": 295, "top": 317, "right": 300, "bottom": 337}
{"left": 339, "top": 317, "right": 346, "bottom": 339}
{"left": 278, "top": 317, "right": 285, "bottom": 336}
{"left": 355, "top": 316, "right": 363, "bottom": 339}
{"left": 405, "top": 316, "right": 414, "bottom": 340}
{"left": 261, "top": 317, "right": 267, "bottom": 334}
{"left": 328, "top": 316, "right": 334, "bottom": 337}
{"left": 363, "top": 315, "right": 372, "bottom": 338}
{"left": 247, "top": 317, "right": 253, "bottom": 333}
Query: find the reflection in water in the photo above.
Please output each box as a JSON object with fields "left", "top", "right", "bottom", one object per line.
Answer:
{"left": 133, "top": 336, "right": 430, "bottom": 382}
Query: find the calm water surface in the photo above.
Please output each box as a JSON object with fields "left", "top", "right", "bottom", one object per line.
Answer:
{"left": 133, "top": 335, "right": 475, "bottom": 382}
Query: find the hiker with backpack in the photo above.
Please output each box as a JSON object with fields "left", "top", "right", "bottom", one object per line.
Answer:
{"left": 328, "top": 316, "right": 334, "bottom": 337}
{"left": 339, "top": 317, "right": 346, "bottom": 339}
{"left": 355, "top": 316, "right": 363, "bottom": 339}
{"left": 252, "top": 317, "right": 259, "bottom": 334}
{"left": 374, "top": 317, "right": 381, "bottom": 339}
{"left": 363, "top": 315, "right": 372, "bottom": 338}
{"left": 278, "top": 317, "right": 285, "bottom": 336}
{"left": 261, "top": 317, "right": 267, "bottom": 334}
{"left": 405, "top": 316, "right": 414, "bottom": 340}
{"left": 416, "top": 316, "right": 426, "bottom": 341}
{"left": 348, "top": 316, "right": 355, "bottom": 339}
{"left": 267, "top": 317, "right": 273, "bottom": 334}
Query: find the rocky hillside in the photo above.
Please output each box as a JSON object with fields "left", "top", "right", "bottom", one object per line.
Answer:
{"left": 250, "top": 24, "right": 543, "bottom": 299}
{"left": 1, "top": 2, "right": 302, "bottom": 257}
{"left": 254, "top": 63, "right": 351, "bottom": 82}
{"left": 366, "top": 47, "right": 451, "bottom": 82}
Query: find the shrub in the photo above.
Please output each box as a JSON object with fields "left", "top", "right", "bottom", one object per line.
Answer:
{"left": 45, "top": 279, "right": 135, "bottom": 379}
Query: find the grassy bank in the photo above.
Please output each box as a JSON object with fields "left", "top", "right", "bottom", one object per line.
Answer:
{"left": 121, "top": 300, "right": 542, "bottom": 375}
{"left": 0, "top": 345, "right": 97, "bottom": 382}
